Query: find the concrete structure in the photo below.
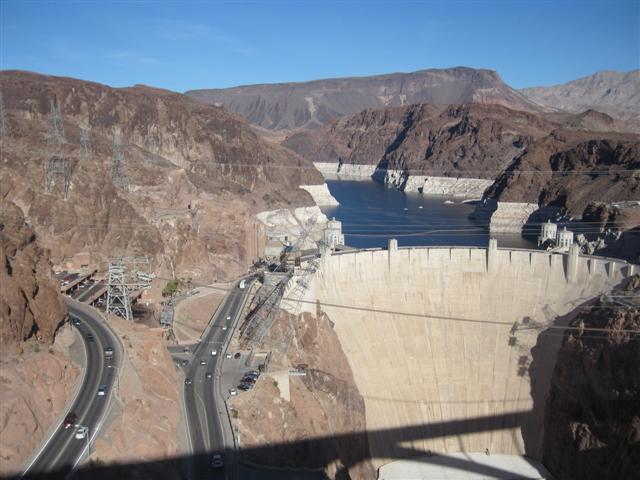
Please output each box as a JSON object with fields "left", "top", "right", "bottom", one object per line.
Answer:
{"left": 299, "top": 184, "right": 340, "bottom": 206}
{"left": 556, "top": 227, "right": 574, "bottom": 249}
{"left": 312, "top": 241, "right": 635, "bottom": 473}
{"left": 323, "top": 217, "right": 345, "bottom": 250}
{"left": 265, "top": 239, "right": 286, "bottom": 258}
{"left": 537, "top": 221, "right": 557, "bottom": 247}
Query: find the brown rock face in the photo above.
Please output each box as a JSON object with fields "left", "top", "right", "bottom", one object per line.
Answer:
{"left": 231, "top": 309, "right": 374, "bottom": 479}
{"left": 542, "top": 276, "right": 640, "bottom": 480}
{"left": 486, "top": 130, "right": 640, "bottom": 215}
{"left": 284, "top": 103, "right": 555, "bottom": 178}
{"left": 0, "top": 198, "right": 67, "bottom": 347}
{"left": 0, "top": 70, "right": 322, "bottom": 281}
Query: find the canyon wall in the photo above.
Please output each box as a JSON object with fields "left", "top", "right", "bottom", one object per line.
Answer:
{"left": 313, "top": 243, "right": 635, "bottom": 471}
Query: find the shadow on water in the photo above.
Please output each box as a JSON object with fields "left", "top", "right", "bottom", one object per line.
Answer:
{"left": 12, "top": 410, "right": 550, "bottom": 480}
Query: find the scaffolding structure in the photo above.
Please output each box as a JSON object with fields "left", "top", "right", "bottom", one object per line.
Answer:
{"left": 44, "top": 99, "right": 71, "bottom": 198}
{"left": 106, "top": 257, "right": 153, "bottom": 321}
{"left": 111, "top": 128, "right": 129, "bottom": 190}
{"left": 79, "top": 125, "right": 92, "bottom": 162}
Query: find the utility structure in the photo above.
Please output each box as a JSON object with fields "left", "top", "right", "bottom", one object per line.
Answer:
{"left": 44, "top": 98, "right": 71, "bottom": 198}
{"left": 111, "top": 128, "right": 129, "bottom": 191}
{"left": 79, "top": 125, "right": 92, "bottom": 162}
{"left": 106, "top": 257, "right": 153, "bottom": 321}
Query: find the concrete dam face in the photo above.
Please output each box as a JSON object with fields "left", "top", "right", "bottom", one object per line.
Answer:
{"left": 314, "top": 242, "right": 635, "bottom": 472}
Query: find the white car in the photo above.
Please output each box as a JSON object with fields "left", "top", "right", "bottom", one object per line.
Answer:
{"left": 225, "top": 353, "right": 231, "bottom": 359}
{"left": 211, "top": 350, "right": 217, "bottom": 356}
{"left": 222, "top": 325, "right": 228, "bottom": 331}
{"left": 229, "top": 388, "right": 237, "bottom": 396}
{"left": 75, "top": 426, "right": 88, "bottom": 439}
{"left": 226, "top": 315, "right": 231, "bottom": 321}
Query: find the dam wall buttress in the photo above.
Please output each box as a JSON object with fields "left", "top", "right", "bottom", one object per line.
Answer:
{"left": 315, "top": 244, "right": 634, "bottom": 470}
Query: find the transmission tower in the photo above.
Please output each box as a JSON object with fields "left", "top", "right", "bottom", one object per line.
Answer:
{"left": 79, "top": 125, "right": 92, "bottom": 162}
{"left": 111, "top": 128, "right": 129, "bottom": 190}
{"left": 106, "top": 261, "right": 133, "bottom": 321}
{"left": 44, "top": 98, "right": 71, "bottom": 199}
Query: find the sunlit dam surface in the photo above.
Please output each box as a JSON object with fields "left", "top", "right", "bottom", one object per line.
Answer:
{"left": 307, "top": 242, "right": 635, "bottom": 476}
{"left": 321, "top": 179, "right": 536, "bottom": 249}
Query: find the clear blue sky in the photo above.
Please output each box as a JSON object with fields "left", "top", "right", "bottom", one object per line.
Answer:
{"left": 1, "top": 1, "right": 638, "bottom": 92}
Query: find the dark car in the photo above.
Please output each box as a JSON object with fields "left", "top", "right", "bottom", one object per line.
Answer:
{"left": 241, "top": 376, "right": 256, "bottom": 384}
{"left": 238, "top": 382, "right": 253, "bottom": 390}
{"left": 234, "top": 352, "right": 241, "bottom": 359}
{"left": 86, "top": 333, "right": 94, "bottom": 342}
{"left": 211, "top": 453, "right": 224, "bottom": 468}
{"left": 184, "top": 378, "right": 193, "bottom": 385}
{"left": 63, "top": 412, "right": 77, "bottom": 429}
{"left": 72, "top": 318, "right": 81, "bottom": 326}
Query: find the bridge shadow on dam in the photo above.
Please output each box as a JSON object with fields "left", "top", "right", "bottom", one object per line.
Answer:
{"left": 11, "top": 410, "right": 552, "bottom": 480}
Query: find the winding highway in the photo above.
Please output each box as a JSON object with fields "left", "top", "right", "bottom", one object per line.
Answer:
{"left": 21, "top": 299, "right": 122, "bottom": 479}
{"left": 183, "top": 280, "right": 253, "bottom": 480}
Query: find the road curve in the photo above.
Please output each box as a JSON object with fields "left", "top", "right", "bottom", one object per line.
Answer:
{"left": 20, "top": 299, "right": 122, "bottom": 479}
{"left": 184, "top": 280, "right": 253, "bottom": 480}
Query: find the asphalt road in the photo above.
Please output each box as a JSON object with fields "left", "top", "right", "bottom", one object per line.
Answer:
{"left": 21, "top": 299, "right": 121, "bottom": 479}
{"left": 183, "top": 281, "right": 252, "bottom": 480}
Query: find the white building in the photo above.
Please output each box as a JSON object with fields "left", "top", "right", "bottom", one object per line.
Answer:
{"left": 323, "top": 217, "right": 345, "bottom": 250}
{"left": 556, "top": 226, "right": 574, "bottom": 249}
{"left": 537, "top": 220, "right": 557, "bottom": 246}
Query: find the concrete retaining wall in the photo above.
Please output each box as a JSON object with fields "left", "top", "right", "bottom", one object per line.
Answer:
{"left": 314, "top": 243, "right": 634, "bottom": 469}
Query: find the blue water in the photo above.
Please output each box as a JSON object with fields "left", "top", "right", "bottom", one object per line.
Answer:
{"left": 321, "top": 179, "right": 536, "bottom": 249}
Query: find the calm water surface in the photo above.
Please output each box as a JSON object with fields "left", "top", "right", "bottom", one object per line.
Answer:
{"left": 321, "top": 179, "right": 536, "bottom": 250}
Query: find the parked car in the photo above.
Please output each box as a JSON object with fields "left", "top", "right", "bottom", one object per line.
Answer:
{"left": 75, "top": 426, "right": 88, "bottom": 439}
{"left": 63, "top": 412, "right": 77, "bottom": 429}
{"left": 234, "top": 352, "right": 241, "bottom": 359}
{"left": 241, "top": 377, "right": 256, "bottom": 385}
{"left": 238, "top": 383, "right": 252, "bottom": 391}
{"left": 225, "top": 353, "right": 232, "bottom": 359}
{"left": 229, "top": 388, "right": 237, "bottom": 396}
{"left": 211, "top": 453, "right": 224, "bottom": 468}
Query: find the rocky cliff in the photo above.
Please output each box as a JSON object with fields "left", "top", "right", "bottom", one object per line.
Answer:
{"left": 0, "top": 70, "right": 324, "bottom": 281}
{"left": 284, "top": 103, "right": 555, "bottom": 181}
{"left": 485, "top": 130, "right": 640, "bottom": 216}
{"left": 542, "top": 276, "right": 640, "bottom": 480}
{"left": 187, "top": 67, "right": 545, "bottom": 131}
{"left": 0, "top": 198, "right": 67, "bottom": 347}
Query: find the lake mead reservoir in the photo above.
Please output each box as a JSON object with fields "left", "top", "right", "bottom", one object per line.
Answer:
{"left": 321, "top": 179, "right": 536, "bottom": 249}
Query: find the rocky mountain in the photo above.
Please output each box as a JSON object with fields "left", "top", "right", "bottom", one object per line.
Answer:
{"left": 542, "top": 275, "right": 640, "bottom": 480}
{"left": 0, "top": 70, "right": 323, "bottom": 282}
{"left": 186, "top": 67, "right": 545, "bottom": 131}
{"left": 521, "top": 70, "right": 640, "bottom": 123}
{"left": 284, "top": 103, "right": 556, "bottom": 179}
{"left": 485, "top": 129, "right": 640, "bottom": 215}
{"left": 0, "top": 199, "right": 67, "bottom": 348}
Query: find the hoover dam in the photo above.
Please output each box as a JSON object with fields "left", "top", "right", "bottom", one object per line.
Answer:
{"left": 310, "top": 240, "right": 636, "bottom": 476}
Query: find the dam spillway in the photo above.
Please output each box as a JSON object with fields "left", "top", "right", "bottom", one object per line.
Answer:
{"left": 312, "top": 241, "right": 635, "bottom": 473}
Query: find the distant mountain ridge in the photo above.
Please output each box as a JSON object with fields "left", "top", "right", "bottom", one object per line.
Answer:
{"left": 186, "top": 67, "right": 546, "bottom": 131}
{"left": 521, "top": 70, "right": 640, "bottom": 123}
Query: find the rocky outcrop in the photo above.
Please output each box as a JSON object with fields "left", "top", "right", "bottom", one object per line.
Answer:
{"left": 299, "top": 184, "right": 339, "bottom": 206}
{"left": 256, "top": 207, "right": 328, "bottom": 250}
{"left": 541, "top": 276, "right": 640, "bottom": 480}
{"left": 521, "top": 70, "right": 640, "bottom": 123}
{"left": 230, "top": 309, "right": 375, "bottom": 480}
{"left": 187, "top": 67, "right": 545, "bottom": 131}
{"left": 0, "top": 199, "right": 67, "bottom": 347}
{"left": 0, "top": 70, "right": 324, "bottom": 281}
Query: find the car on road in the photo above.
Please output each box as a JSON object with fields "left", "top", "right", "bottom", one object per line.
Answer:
{"left": 181, "top": 359, "right": 188, "bottom": 366}
{"left": 86, "top": 333, "right": 94, "bottom": 342}
{"left": 200, "top": 360, "right": 207, "bottom": 366}
{"left": 184, "top": 378, "right": 193, "bottom": 385}
{"left": 226, "top": 315, "right": 231, "bottom": 321}
{"left": 183, "top": 346, "right": 190, "bottom": 353}
{"left": 63, "top": 412, "right": 77, "bottom": 429}
{"left": 206, "top": 372, "right": 213, "bottom": 379}
{"left": 97, "top": 384, "right": 107, "bottom": 396}
{"left": 104, "top": 346, "right": 114, "bottom": 358}
{"left": 75, "top": 426, "right": 88, "bottom": 439}
{"left": 211, "top": 453, "right": 224, "bottom": 468}
{"left": 222, "top": 325, "right": 228, "bottom": 331}
{"left": 72, "top": 318, "right": 81, "bottom": 326}
{"left": 210, "top": 349, "right": 217, "bottom": 356}
{"left": 229, "top": 388, "right": 237, "bottom": 396}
